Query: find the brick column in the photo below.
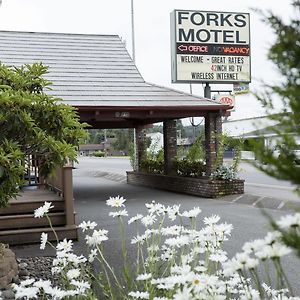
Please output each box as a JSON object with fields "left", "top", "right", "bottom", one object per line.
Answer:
{"left": 205, "top": 112, "right": 222, "bottom": 176}
{"left": 215, "top": 113, "right": 222, "bottom": 164}
{"left": 135, "top": 125, "right": 147, "bottom": 172}
{"left": 163, "top": 120, "right": 177, "bottom": 175}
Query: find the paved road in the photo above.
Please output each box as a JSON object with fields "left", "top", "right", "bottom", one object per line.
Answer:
{"left": 75, "top": 158, "right": 300, "bottom": 294}
{"left": 76, "top": 157, "right": 300, "bottom": 204}
{"left": 13, "top": 157, "right": 300, "bottom": 294}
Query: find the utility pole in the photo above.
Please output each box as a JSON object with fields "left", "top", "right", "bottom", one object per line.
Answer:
{"left": 131, "top": 0, "right": 137, "bottom": 170}
{"left": 131, "top": 0, "right": 135, "bottom": 62}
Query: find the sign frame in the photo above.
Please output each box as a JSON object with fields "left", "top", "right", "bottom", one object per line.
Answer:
{"left": 170, "top": 9, "right": 251, "bottom": 84}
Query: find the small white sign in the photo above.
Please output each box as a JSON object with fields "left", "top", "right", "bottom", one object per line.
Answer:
{"left": 171, "top": 10, "right": 251, "bottom": 84}
{"left": 215, "top": 94, "right": 235, "bottom": 111}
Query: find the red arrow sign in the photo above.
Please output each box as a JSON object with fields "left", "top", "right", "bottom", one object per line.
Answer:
{"left": 178, "top": 44, "right": 188, "bottom": 51}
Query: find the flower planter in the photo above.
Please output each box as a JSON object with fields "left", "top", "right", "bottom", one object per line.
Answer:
{"left": 127, "top": 171, "right": 244, "bottom": 198}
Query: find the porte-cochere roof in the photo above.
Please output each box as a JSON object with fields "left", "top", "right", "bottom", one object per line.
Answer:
{"left": 0, "top": 31, "right": 229, "bottom": 128}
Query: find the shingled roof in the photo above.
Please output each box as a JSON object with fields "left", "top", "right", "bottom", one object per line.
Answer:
{"left": 0, "top": 30, "right": 226, "bottom": 109}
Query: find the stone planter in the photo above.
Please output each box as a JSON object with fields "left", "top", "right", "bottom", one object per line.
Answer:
{"left": 127, "top": 171, "right": 244, "bottom": 198}
{"left": 0, "top": 247, "right": 18, "bottom": 289}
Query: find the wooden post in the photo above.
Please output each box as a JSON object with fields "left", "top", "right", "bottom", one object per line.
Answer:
{"left": 62, "top": 165, "right": 75, "bottom": 226}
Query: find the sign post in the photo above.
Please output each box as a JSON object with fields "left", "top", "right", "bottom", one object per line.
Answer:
{"left": 170, "top": 10, "right": 251, "bottom": 85}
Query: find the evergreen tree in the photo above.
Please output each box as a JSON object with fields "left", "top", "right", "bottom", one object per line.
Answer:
{"left": 253, "top": 1, "right": 300, "bottom": 189}
{"left": 0, "top": 63, "right": 86, "bottom": 206}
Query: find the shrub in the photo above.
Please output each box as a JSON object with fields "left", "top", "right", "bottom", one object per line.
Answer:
{"left": 211, "top": 165, "right": 238, "bottom": 181}
{"left": 92, "top": 151, "right": 105, "bottom": 158}
{"left": 140, "top": 158, "right": 164, "bottom": 174}
{"left": 174, "top": 159, "right": 205, "bottom": 178}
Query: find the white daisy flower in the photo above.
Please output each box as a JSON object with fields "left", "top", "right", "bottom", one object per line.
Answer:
{"left": 34, "top": 202, "right": 54, "bottom": 218}
{"left": 166, "top": 205, "right": 181, "bottom": 221}
{"left": 277, "top": 213, "right": 300, "bottom": 229}
{"left": 56, "top": 238, "right": 73, "bottom": 253}
{"left": 165, "top": 235, "right": 190, "bottom": 247}
{"left": 78, "top": 220, "right": 97, "bottom": 232}
{"left": 20, "top": 278, "right": 35, "bottom": 286}
{"left": 209, "top": 252, "right": 228, "bottom": 263}
{"left": 128, "top": 214, "right": 143, "bottom": 224}
{"left": 106, "top": 196, "right": 126, "bottom": 208}
{"left": 203, "top": 214, "right": 220, "bottom": 225}
{"left": 141, "top": 214, "right": 157, "bottom": 227}
{"left": 48, "top": 286, "right": 70, "bottom": 299}
{"left": 33, "top": 279, "right": 51, "bottom": 289}
{"left": 66, "top": 268, "right": 81, "bottom": 280}
{"left": 131, "top": 234, "right": 146, "bottom": 245}
{"left": 161, "top": 225, "right": 183, "bottom": 236}
{"left": 88, "top": 249, "right": 98, "bottom": 263}
{"left": 70, "top": 280, "right": 91, "bottom": 293}
{"left": 14, "top": 286, "right": 39, "bottom": 299}
{"left": 136, "top": 273, "right": 152, "bottom": 281}
{"left": 85, "top": 229, "right": 108, "bottom": 247}
{"left": 109, "top": 209, "right": 128, "bottom": 218}
{"left": 128, "top": 291, "right": 149, "bottom": 299}
{"left": 180, "top": 207, "right": 202, "bottom": 218}
{"left": 145, "top": 201, "right": 165, "bottom": 215}
{"left": 40, "top": 232, "right": 48, "bottom": 250}
{"left": 173, "top": 286, "right": 192, "bottom": 300}
{"left": 268, "top": 242, "right": 292, "bottom": 258}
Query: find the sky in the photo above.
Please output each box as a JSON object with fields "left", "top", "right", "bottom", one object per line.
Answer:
{"left": 0, "top": 0, "right": 294, "bottom": 122}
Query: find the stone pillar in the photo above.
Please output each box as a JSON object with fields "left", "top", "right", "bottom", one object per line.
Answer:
{"left": 163, "top": 120, "right": 177, "bottom": 175}
{"left": 135, "top": 126, "right": 147, "bottom": 172}
{"left": 205, "top": 112, "right": 222, "bottom": 176}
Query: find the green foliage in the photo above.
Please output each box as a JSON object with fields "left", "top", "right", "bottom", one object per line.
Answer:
{"left": 140, "top": 159, "right": 164, "bottom": 174}
{"left": 0, "top": 140, "right": 25, "bottom": 207}
{"left": 174, "top": 159, "right": 205, "bottom": 178}
{"left": 252, "top": 1, "right": 300, "bottom": 189}
{"left": 214, "top": 133, "right": 243, "bottom": 173}
{"left": 252, "top": 1, "right": 300, "bottom": 260}
{"left": 141, "top": 147, "right": 164, "bottom": 174}
{"left": 185, "top": 135, "right": 205, "bottom": 162}
{"left": 211, "top": 165, "right": 238, "bottom": 181}
{"left": 0, "top": 63, "right": 87, "bottom": 207}
{"left": 92, "top": 151, "right": 105, "bottom": 158}
{"left": 113, "top": 129, "right": 134, "bottom": 153}
{"left": 141, "top": 134, "right": 206, "bottom": 177}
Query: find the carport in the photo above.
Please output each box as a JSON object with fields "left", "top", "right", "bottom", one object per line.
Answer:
{"left": 0, "top": 30, "right": 230, "bottom": 175}
{"left": 0, "top": 30, "right": 231, "bottom": 244}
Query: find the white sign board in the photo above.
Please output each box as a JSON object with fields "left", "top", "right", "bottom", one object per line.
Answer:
{"left": 171, "top": 10, "right": 251, "bottom": 83}
{"left": 215, "top": 94, "right": 235, "bottom": 111}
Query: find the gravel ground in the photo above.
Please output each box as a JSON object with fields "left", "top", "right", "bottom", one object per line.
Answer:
{"left": 1, "top": 257, "right": 58, "bottom": 300}
{"left": 17, "top": 257, "right": 58, "bottom": 283}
